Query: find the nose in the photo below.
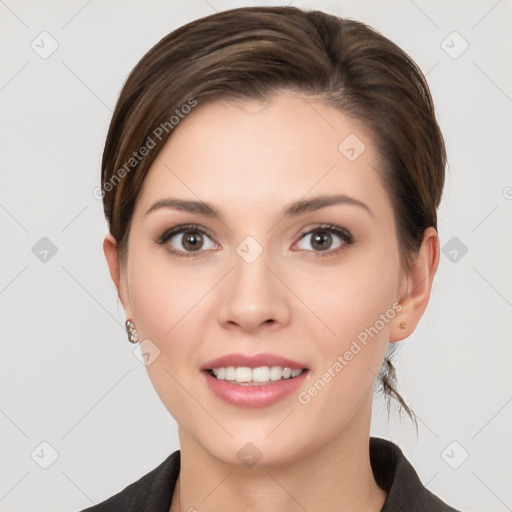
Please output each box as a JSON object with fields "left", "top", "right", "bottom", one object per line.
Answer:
{"left": 217, "top": 246, "right": 292, "bottom": 333}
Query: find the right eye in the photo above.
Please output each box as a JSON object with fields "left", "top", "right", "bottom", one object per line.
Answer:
{"left": 156, "top": 224, "right": 219, "bottom": 257}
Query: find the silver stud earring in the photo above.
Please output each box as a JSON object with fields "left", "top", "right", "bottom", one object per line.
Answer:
{"left": 125, "top": 319, "right": 139, "bottom": 344}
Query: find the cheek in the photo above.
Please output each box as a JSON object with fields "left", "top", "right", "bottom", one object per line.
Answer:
{"left": 125, "top": 244, "right": 213, "bottom": 420}
{"left": 293, "top": 267, "right": 399, "bottom": 426}
{"left": 294, "top": 245, "right": 401, "bottom": 388}
{"left": 299, "top": 244, "right": 400, "bottom": 340}
{"left": 126, "top": 239, "right": 209, "bottom": 339}
{"left": 125, "top": 250, "right": 197, "bottom": 389}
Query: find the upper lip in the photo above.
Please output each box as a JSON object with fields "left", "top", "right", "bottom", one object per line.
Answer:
{"left": 201, "top": 352, "right": 309, "bottom": 371}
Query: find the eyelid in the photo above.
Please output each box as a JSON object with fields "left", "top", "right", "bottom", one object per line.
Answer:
{"left": 157, "top": 223, "right": 217, "bottom": 243}
{"left": 296, "top": 223, "right": 353, "bottom": 243}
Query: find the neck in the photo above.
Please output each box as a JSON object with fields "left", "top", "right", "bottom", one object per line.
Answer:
{"left": 169, "top": 407, "right": 386, "bottom": 512}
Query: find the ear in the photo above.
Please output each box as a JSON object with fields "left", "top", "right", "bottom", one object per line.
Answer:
{"left": 103, "top": 233, "right": 133, "bottom": 317}
{"left": 389, "top": 227, "right": 440, "bottom": 342}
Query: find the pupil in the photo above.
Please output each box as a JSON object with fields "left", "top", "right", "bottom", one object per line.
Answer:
{"left": 183, "top": 231, "right": 203, "bottom": 251}
{"left": 312, "top": 231, "right": 331, "bottom": 251}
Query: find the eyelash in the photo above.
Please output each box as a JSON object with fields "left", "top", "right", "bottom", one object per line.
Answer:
{"left": 156, "top": 224, "right": 217, "bottom": 258}
{"left": 155, "top": 223, "right": 354, "bottom": 258}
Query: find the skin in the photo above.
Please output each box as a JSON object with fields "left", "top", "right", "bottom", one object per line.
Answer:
{"left": 104, "top": 91, "right": 440, "bottom": 512}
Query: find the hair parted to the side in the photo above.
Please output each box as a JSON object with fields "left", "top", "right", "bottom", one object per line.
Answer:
{"left": 101, "top": 6, "right": 446, "bottom": 422}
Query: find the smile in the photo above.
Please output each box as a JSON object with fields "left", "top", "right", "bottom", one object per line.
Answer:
{"left": 202, "top": 368, "right": 309, "bottom": 408}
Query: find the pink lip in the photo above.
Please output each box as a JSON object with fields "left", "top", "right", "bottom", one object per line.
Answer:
{"left": 202, "top": 370, "right": 309, "bottom": 408}
{"left": 200, "top": 352, "right": 308, "bottom": 371}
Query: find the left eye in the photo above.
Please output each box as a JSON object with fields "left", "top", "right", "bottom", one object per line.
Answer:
{"left": 294, "top": 226, "right": 352, "bottom": 253}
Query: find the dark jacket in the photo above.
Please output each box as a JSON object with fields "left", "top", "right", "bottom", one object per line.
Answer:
{"left": 80, "top": 437, "right": 461, "bottom": 511}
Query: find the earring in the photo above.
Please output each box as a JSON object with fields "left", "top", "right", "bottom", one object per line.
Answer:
{"left": 399, "top": 321, "right": 407, "bottom": 330}
{"left": 125, "top": 319, "right": 139, "bottom": 343}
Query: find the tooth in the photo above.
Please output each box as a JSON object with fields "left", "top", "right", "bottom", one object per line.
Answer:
{"left": 211, "top": 365, "right": 304, "bottom": 383}
{"left": 269, "top": 366, "right": 283, "bottom": 381}
{"left": 235, "top": 367, "right": 252, "bottom": 383}
{"left": 225, "top": 366, "right": 236, "bottom": 380}
{"left": 252, "top": 366, "right": 270, "bottom": 382}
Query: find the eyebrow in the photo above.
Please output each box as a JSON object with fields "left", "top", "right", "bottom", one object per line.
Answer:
{"left": 145, "top": 194, "right": 373, "bottom": 219}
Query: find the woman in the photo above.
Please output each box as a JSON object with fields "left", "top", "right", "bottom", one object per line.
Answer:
{"left": 83, "top": 6, "right": 461, "bottom": 511}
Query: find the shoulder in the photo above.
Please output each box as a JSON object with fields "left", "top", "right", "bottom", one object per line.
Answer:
{"left": 78, "top": 450, "right": 180, "bottom": 512}
{"left": 370, "top": 437, "right": 462, "bottom": 512}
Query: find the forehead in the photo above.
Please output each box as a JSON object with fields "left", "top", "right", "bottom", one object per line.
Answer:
{"left": 135, "top": 91, "right": 391, "bottom": 220}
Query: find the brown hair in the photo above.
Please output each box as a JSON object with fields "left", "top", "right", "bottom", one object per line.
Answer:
{"left": 101, "top": 6, "right": 446, "bottom": 420}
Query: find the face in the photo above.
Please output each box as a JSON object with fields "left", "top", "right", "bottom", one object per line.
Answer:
{"left": 115, "top": 91, "right": 411, "bottom": 466}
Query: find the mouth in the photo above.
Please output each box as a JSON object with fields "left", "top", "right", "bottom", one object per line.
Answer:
{"left": 202, "top": 366, "right": 309, "bottom": 408}
{"left": 200, "top": 353, "right": 310, "bottom": 409}
{"left": 204, "top": 366, "right": 308, "bottom": 386}
{"left": 200, "top": 352, "right": 310, "bottom": 407}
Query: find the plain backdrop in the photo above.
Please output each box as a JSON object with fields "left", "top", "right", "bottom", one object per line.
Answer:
{"left": 1, "top": 1, "right": 511, "bottom": 511}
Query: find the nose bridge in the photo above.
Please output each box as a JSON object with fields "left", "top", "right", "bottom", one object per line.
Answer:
{"left": 216, "top": 237, "right": 291, "bottom": 331}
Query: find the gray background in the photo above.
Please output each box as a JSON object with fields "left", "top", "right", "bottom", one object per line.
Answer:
{"left": 1, "top": 1, "right": 511, "bottom": 511}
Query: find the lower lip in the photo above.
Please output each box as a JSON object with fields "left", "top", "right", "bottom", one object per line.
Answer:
{"left": 202, "top": 370, "right": 309, "bottom": 408}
